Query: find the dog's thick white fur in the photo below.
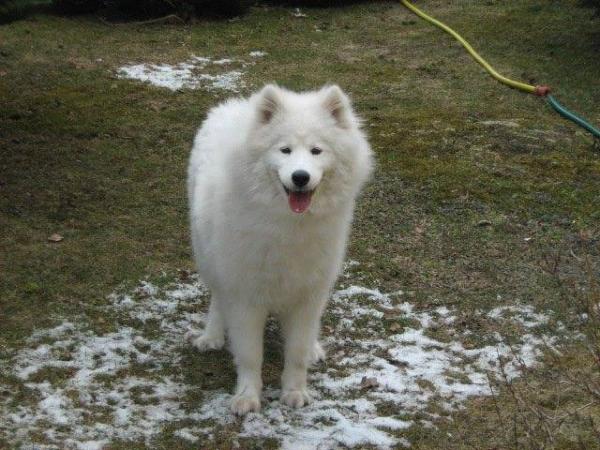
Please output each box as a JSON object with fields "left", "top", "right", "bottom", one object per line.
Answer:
{"left": 187, "top": 84, "right": 373, "bottom": 415}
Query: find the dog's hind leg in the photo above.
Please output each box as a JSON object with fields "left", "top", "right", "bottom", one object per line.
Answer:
{"left": 186, "top": 297, "right": 225, "bottom": 351}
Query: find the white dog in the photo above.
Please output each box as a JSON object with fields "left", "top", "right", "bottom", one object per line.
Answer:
{"left": 187, "top": 84, "right": 373, "bottom": 415}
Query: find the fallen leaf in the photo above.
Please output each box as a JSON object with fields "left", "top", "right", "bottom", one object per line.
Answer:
{"left": 389, "top": 322, "right": 402, "bottom": 332}
{"left": 148, "top": 101, "right": 163, "bottom": 112}
{"left": 178, "top": 269, "right": 192, "bottom": 281}
{"left": 360, "top": 376, "right": 379, "bottom": 389}
{"left": 48, "top": 233, "right": 64, "bottom": 243}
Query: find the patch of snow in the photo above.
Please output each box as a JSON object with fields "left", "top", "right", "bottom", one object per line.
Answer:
{"left": 212, "top": 58, "right": 234, "bottom": 65}
{"left": 74, "top": 440, "right": 108, "bottom": 450}
{"left": 191, "top": 56, "right": 211, "bottom": 64}
{"left": 118, "top": 63, "right": 197, "bottom": 91}
{"left": 30, "top": 321, "right": 76, "bottom": 340}
{"left": 0, "top": 263, "right": 555, "bottom": 449}
{"left": 249, "top": 50, "right": 267, "bottom": 57}
{"left": 117, "top": 54, "right": 263, "bottom": 92}
{"left": 479, "top": 120, "right": 521, "bottom": 128}
{"left": 292, "top": 8, "right": 308, "bottom": 18}
{"left": 173, "top": 428, "right": 199, "bottom": 442}
{"left": 488, "top": 304, "right": 550, "bottom": 329}
{"left": 204, "top": 71, "right": 244, "bottom": 91}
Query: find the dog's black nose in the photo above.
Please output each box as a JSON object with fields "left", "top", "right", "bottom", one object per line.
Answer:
{"left": 292, "top": 170, "right": 310, "bottom": 188}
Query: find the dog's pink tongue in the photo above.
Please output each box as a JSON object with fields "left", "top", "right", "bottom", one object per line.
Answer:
{"left": 288, "top": 191, "right": 312, "bottom": 213}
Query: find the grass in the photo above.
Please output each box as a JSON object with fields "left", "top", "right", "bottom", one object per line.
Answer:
{"left": 1, "top": 0, "right": 599, "bottom": 448}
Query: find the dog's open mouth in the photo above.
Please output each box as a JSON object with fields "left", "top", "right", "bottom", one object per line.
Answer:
{"left": 283, "top": 186, "right": 314, "bottom": 214}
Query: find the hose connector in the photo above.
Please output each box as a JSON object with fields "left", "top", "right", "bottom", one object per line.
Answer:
{"left": 534, "top": 85, "right": 551, "bottom": 97}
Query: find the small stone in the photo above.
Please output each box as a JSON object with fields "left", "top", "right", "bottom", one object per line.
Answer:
{"left": 48, "top": 233, "right": 64, "bottom": 242}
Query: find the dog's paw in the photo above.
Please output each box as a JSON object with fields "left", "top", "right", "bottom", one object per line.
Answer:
{"left": 281, "top": 389, "right": 311, "bottom": 408}
{"left": 309, "top": 341, "right": 326, "bottom": 364}
{"left": 231, "top": 393, "right": 261, "bottom": 415}
{"left": 186, "top": 330, "right": 224, "bottom": 352}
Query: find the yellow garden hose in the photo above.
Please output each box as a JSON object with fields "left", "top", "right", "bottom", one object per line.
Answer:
{"left": 400, "top": 0, "right": 600, "bottom": 138}
{"left": 400, "top": 0, "right": 543, "bottom": 95}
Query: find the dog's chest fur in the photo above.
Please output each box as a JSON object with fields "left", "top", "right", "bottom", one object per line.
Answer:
{"left": 219, "top": 208, "right": 349, "bottom": 308}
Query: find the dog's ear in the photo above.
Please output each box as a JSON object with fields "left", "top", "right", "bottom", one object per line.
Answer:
{"left": 256, "top": 84, "right": 283, "bottom": 125}
{"left": 321, "top": 85, "right": 353, "bottom": 129}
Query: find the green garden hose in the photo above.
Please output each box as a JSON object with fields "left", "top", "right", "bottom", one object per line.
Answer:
{"left": 547, "top": 95, "right": 600, "bottom": 138}
{"left": 400, "top": 0, "right": 600, "bottom": 139}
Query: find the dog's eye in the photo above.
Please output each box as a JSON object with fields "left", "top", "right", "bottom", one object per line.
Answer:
{"left": 311, "top": 147, "right": 322, "bottom": 155}
{"left": 280, "top": 147, "right": 291, "bottom": 154}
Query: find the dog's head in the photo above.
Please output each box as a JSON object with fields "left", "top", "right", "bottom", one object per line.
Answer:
{"left": 247, "top": 84, "right": 373, "bottom": 215}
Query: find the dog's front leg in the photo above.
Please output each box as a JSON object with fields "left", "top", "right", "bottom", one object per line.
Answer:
{"left": 280, "top": 299, "right": 325, "bottom": 408}
{"left": 227, "top": 303, "right": 267, "bottom": 415}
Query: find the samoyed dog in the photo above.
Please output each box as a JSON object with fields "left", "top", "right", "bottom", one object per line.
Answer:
{"left": 187, "top": 84, "right": 373, "bottom": 415}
